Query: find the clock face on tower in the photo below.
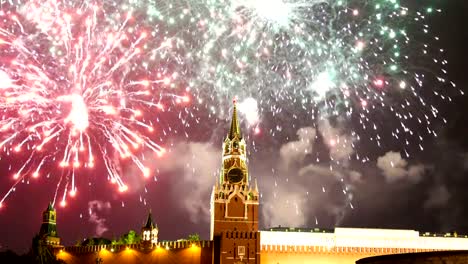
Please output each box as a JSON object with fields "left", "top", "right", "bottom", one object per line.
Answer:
{"left": 227, "top": 168, "right": 244, "bottom": 183}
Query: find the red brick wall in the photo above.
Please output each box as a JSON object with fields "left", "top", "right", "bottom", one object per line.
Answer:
{"left": 219, "top": 231, "right": 260, "bottom": 264}
{"left": 57, "top": 241, "right": 213, "bottom": 264}
{"left": 227, "top": 195, "right": 244, "bottom": 218}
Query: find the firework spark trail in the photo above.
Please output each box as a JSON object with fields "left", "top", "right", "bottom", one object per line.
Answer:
{"left": 0, "top": 0, "right": 461, "bottom": 209}
{"left": 165, "top": 0, "right": 460, "bottom": 158}
{"left": 0, "top": 0, "right": 189, "bottom": 206}
{"left": 134, "top": 0, "right": 460, "bottom": 217}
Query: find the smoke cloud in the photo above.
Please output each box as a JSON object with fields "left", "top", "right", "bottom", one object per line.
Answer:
{"left": 261, "top": 182, "right": 309, "bottom": 228}
{"left": 156, "top": 141, "right": 219, "bottom": 224}
{"left": 263, "top": 127, "right": 317, "bottom": 228}
{"left": 377, "top": 151, "right": 427, "bottom": 183}
{"left": 88, "top": 200, "right": 111, "bottom": 237}
{"left": 317, "top": 119, "right": 354, "bottom": 163}
{"left": 279, "top": 127, "right": 316, "bottom": 169}
{"left": 424, "top": 185, "right": 451, "bottom": 209}
{"left": 262, "top": 122, "right": 358, "bottom": 228}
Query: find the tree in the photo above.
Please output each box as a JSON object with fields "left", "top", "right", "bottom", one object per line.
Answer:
{"left": 126, "top": 230, "right": 138, "bottom": 244}
{"left": 119, "top": 230, "right": 141, "bottom": 244}
{"left": 188, "top": 233, "right": 200, "bottom": 242}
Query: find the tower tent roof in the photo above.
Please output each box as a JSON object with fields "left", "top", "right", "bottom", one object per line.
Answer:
{"left": 144, "top": 211, "right": 157, "bottom": 230}
{"left": 47, "top": 202, "right": 54, "bottom": 212}
{"left": 228, "top": 99, "right": 242, "bottom": 140}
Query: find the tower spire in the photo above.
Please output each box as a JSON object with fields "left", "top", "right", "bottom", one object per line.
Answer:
{"left": 144, "top": 210, "right": 156, "bottom": 229}
{"left": 47, "top": 202, "right": 54, "bottom": 211}
{"left": 228, "top": 98, "right": 241, "bottom": 140}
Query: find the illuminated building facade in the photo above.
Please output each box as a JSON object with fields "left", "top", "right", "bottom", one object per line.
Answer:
{"left": 51, "top": 101, "right": 468, "bottom": 264}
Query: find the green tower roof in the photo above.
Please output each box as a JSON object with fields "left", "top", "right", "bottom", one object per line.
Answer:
{"left": 47, "top": 202, "right": 54, "bottom": 211}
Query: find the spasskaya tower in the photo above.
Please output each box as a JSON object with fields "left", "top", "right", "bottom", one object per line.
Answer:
{"left": 210, "top": 99, "right": 260, "bottom": 264}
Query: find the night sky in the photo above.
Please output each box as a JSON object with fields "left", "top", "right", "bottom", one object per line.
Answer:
{"left": 1, "top": 0, "right": 468, "bottom": 254}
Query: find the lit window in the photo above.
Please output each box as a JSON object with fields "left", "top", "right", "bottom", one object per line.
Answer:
{"left": 238, "top": 246, "right": 245, "bottom": 256}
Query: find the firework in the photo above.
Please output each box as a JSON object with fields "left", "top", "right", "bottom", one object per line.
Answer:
{"left": 0, "top": 0, "right": 459, "bottom": 207}
{"left": 0, "top": 0, "right": 189, "bottom": 206}
{"left": 178, "top": 0, "right": 459, "bottom": 217}
{"left": 172, "top": 0, "right": 459, "bottom": 158}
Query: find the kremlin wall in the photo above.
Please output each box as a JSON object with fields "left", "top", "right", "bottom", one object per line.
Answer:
{"left": 260, "top": 227, "right": 468, "bottom": 264}
{"left": 53, "top": 227, "right": 468, "bottom": 264}
{"left": 37, "top": 101, "right": 468, "bottom": 264}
